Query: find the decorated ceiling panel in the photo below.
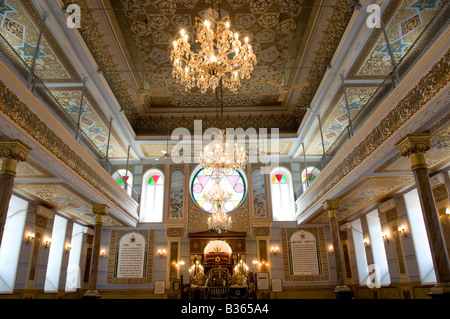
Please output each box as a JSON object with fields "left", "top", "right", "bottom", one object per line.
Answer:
{"left": 49, "top": 88, "right": 130, "bottom": 159}
{"left": 305, "top": 85, "right": 378, "bottom": 156}
{"left": 309, "top": 175, "right": 414, "bottom": 224}
{"left": 0, "top": 0, "right": 79, "bottom": 82}
{"left": 114, "top": 0, "right": 308, "bottom": 99}
{"left": 1, "top": 157, "right": 56, "bottom": 179}
{"left": 0, "top": 0, "right": 130, "bottom": 159}
{"left": 347, "top": 0, "right": 443, "bottom": 80}
{"left": 66, "top": 0, "right": 354, "bottom": 135}
{"left": 306, "top": 118, "right": 450, "bottom": 225}
{"left": 13, "top": 182, "right": 123, "bottom": 227}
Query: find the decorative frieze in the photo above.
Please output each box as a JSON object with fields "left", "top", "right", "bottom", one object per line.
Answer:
{"left": 297, "top": 48, "right": 450, "bottom": 221}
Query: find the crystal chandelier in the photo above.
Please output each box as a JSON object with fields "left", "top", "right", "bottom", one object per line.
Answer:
{"left": 203, "top": 176, "right": 232, "bottom": 211}
{"left": 199, "top": 129, "right": 248, "bottom": 177}
{"left": 207, "top": 210, "right": 232, "bottom": 233}
{"left": 204, "top": 177, "right": 232, "bottom": 233}
{"left": 170, "top": 6, "right": 257, "bottom": 93}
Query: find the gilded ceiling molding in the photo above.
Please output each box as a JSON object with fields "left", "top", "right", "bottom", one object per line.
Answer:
{"left": 294, "top": 0, "right": 353, "bottom": 111}
{"left": 60, "top": 0, "right": 352, "bottom": 135}
{"left": 60, "top": 0, "right": 137, "bottom": 117}
{"left": 0, "top": 78, "right": 137, "bottom": 225}
{"left": 296, "top": 47, "right": 450, "bottom": 221}
{"left": 0, "top": 138, "right": 31, "bottom": 162}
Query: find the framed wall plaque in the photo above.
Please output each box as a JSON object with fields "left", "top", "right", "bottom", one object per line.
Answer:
{"left": 256, "top": 272, "right": 270, "bottom": 290}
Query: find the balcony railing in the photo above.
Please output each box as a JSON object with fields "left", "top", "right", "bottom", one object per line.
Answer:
{"left": 301, "top": 2, "right": 450, "bottom": 194}
{"left": 0, "top": 32, "right": 139, "bottom": 202}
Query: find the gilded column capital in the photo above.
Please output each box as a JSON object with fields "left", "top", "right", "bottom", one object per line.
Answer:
{"left": 165, "top": 227, "right": 184, "bottom": 239}
{"left": 92, "top": 204, "right": 110, "bottom": 224}
{"left": 323, "top": 199, "right": 340, "bottom": 218}
{"left": 0, "top": 138, "right": 31, "bottom": 162}
{"left": 395, "top": 133, "right": 432, "bottom": 157}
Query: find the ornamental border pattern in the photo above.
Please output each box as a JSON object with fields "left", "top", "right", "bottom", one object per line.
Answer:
{"left": 296, "top": 48, "right": 450, "bottom": 221}
{"left": 106, "top": 229, "right": 155, "bottom": 285}
{"left": 61, "top": 0, "right": 353, "bottom": 135}
{"left": 280, "top": 227, "right": 329, "bottom": 282}
{"left": 0, "top": 78, "right": 137, "bottom": 225}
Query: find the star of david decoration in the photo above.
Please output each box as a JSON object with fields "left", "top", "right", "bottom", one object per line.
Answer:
{"left": 0, "top": 0, "right": 14, "bottom": 15}
{"left": 16, "top": 42, "right": 47, "bottom": 60}
{"left": 409, "top": 0, "right": 438, "bottom": 12}
{"left": 379, "top": 39, "right": 409, "bottom": 58}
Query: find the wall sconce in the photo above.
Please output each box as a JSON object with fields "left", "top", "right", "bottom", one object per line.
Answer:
{"left": 65, "top": 243, "right": 72, "bottom": 254}
{"left": 100, "top": 249, "right": 106, "bottom": 258}
{"left": 363, "top": 238, "right": 370, "bottom": 248}
{"left": 271, "top": 246, "right": 279, "bottom": 255}
{"left": 446, "top": 207, "right": 450, "bottom": 216}
{"left": 252, "top": 259, "right": 259, "bottom": 266}
{"left": 25, "top": 232, "right": 35, "bottom": 245}
{"left": 382, "top": 232, "right": 389, "bottom": 243}
{"left": 44, "top": 238, "right": 52, "bottom": 249}
{"left": 398, "top": 225, "right": 407, "bottom": 238}
{"left": 329, "top": 245, "right": 334, "bottom": 253}
{"left": 157, "top": 249, "right": 166, "bottom": 258}
{"left": 258, "top": 261, "right": 269, "bottom": 269}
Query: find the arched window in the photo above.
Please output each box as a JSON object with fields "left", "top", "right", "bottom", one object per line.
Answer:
{"left": 140, "top": 169, "right": 164, "bottom": 222}
{"left": 270, "top": 167, "right": 295, "bottom": 221}
{"left": 112, "top": 169, "right": 133, "bottom": 196}
{"left": 301, "top": 167, "right": 321, "bottom": 192}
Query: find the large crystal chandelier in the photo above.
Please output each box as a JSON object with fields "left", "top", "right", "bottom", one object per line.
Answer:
{"left": 204, "top": 176, "right": 232, "bottom": 233}
{"left": 199, "top": 129, "right": 247, "bottom": 177}
{"left": 203, "top": 176, "right": 232, "bottom": 211}
{"left": 170, "top": 6, "right": 257, "bottom": 93}
{"left": 207, "top": 211, "right": 232, "bottom": 233}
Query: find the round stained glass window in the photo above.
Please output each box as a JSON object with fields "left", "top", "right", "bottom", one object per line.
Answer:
{"left": 190, "top": 167, "right": 247, "bottom": 213}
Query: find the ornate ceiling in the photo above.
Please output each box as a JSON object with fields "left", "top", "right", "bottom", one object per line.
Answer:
{"left": 307, "top": 112, "right": 450, "bottom": 225}
{"left": 304, "top": 0, "right": 443, "bottom": 156}
{"left": 0, "top": 0, "right": 130, "bottom": 159}
{"left": 67, "top": 0, "right": 355, "bottom": 136}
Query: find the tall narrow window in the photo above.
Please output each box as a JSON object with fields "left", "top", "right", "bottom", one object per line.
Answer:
{"left": 270, "top": 167, "right": 295, "bottom": 221}
{"left": 0, "top": 196, "right": 28, "bottom": 293}
{"left": 65, "top": 223, "right": 85, "bottom": 292}
{"left": 44, "top": 215, "right": 68, "bottom": 292}
{"left": 140, "top": 169, "right": 164, "bottom": 222}
{"left": 366, "top": 209, "right": 390, "bottom": 286}
{"left": 113, "top": 169, "right": 133, "bottom": 196}
{"left": 403, "top": 189, "right": 436, "bottom": 284}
